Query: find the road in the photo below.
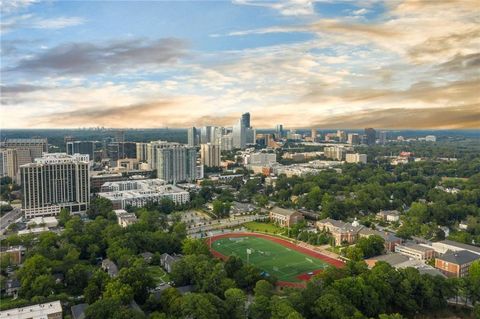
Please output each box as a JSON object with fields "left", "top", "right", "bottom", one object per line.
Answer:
{"left": 0, "top": 207, "right": 23, "bottom": 232}
{"left": 187, "top": 214, "right": 268, "bottom": 235}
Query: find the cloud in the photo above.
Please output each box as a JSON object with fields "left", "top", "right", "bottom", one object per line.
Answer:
{"left": 310, "top": 104, "right": 480, "bottom": 129}
{"left": 1, "top": 14, "right": 85, "bottom": 33}
{"left": 1, "top": 84, "right": 47, "bottom": 93}
{"left": 8, "top": 38, "right": 189, "bottom": 75}
{"left": 233, "top": 0, "right": 316, "bottom": 16}
{"left": 0, "top": 0, "right": 37, "bottom": 13}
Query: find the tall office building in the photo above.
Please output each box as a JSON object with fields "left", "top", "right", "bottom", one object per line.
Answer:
{"left": 246, "top": 127, "right": 256, "bottom": 145}
{"left": 311, "top": 128, "right": 318, "bottom": 142}
{"left": 200, "top": 143, "right": 221, "bottom": 167}
{"left": 210, "top": 127, "right": 224, "bottom": 145}
{"left": 187, "top": 127, "right": 199, "bottom": 147}
{"left": 348, "top": 133, "right": 360, "bottom": 145}
{"left": 275, "top": 124, "right": 284, "bottom": 140}
{"left": 220, "top": 134, "right": 233, "bottom": 151}
{"left": 200, "top": 126, "right": 212, "bottom": 144}
{"left": 242, "top": 112, "right": 251, "bottom": 128}
{"left": 0, "top": 149, "right": 18, "bottom": 179}
{"left": 113, "top": 130, "right": 125, "bottom": 158}
{"left": 364, "top": 128, "right": 376, "bottom": 146}
{"left": 379, "top": 131, "right": 388, "bottom": 145}
{"left": 66, "top": 141, "right": 95, "bottom": 159}
{"left": 148, "top": 141, "right": 197, "bottom": 183}
{"left": 4, "top": 138, "right": 48, "bottom": 166}
{"left": 20, "top": 153, "right": 90, "bottom": 219}
{"left": 233, "top": 119, "right": 246, "bottom": 149}
{"left": 337, "top": 130, "right": 347, "bottom": 142}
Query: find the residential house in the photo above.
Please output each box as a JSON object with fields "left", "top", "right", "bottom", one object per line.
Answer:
{"left": 376, "top": 210, "right": 401, "bottom": 223}
{"left": 140, "top": 252, "right": 154, "bottom": 264}
{"left": 160, "top": 253, "right": 183, "bottom": 273}
{"left": 269, "top": 207, "right": 304, "bottom": 227}
{"left": 101, "top": 259, "right": 119, "bottom": 277}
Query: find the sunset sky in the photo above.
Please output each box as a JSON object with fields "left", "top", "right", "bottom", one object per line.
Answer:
{"left": 1, "top": 0, "right": 479, "bottom": 129}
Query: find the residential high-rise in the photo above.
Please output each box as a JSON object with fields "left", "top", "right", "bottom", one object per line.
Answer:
{"left": 136, "top": 142, "right": 149, "bottom": 162}
{"left": 113, "top": 130, "right": 125, "bottom": 158}
{"left": 210, "top": 127, "right": 224, "bottom": 145}
{"left": 364, "top": 128, "right": 376, "bottom": 145}
{"left": 0, "top": 149, "right": 18, "bottom": 179}
{"left": 311, "top": 128, "right": 317, "bottom": 142}
{"left": 242, "top": 112, "right": 251, "bottom": 128}
{"left": 337, "top": 130, "right": 346, "bottom": 142}
{"left": 324, "top": 146, "right": 345, "bottom": 161}
{"left": 187, "top": 127, "right": 199, "bottom": 147}
{"left": 233, "top": 119, "right": 246, "bottom": 149}
{"left": 200, "top": 143, "right": 221, "bottom": 167}
{"left": 66, "top": 141, "right": 95, "bottom": 159}
{"left": 148, "top": 141, "right": 197, "bottom": 183}
{"left": 220, "top": 134, "right": 233, "bottom": 151}
{"left": 275, "top": 124, "right": 284, "bottom": 140}
{"left": 348, "top": 133, "right": 360, "bottom": 145}
{"left": 246, "top": 127, "right": 256, "bottom": 145}
{"left": 345, "top": 153, "right": 367, "bottom": 164}
{"left": 4, "top": 138, "right": 48, "bottom": 166}
{"left": 20, "top": 153, "right": 90, "bottom": 218}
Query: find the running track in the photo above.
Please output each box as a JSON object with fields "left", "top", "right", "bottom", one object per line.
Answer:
{"left": 207, "top": 232, "right": 344, "bottom": 287}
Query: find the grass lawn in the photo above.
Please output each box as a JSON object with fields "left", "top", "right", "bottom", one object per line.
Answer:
{"left": 147, "top": 266, "right": 170, "bottom": 285}
{"left": 211, "top": 236, "right": 330, "bottom": 282}
{"left": 243, "top": 221, "right": 285, "bottom": 234}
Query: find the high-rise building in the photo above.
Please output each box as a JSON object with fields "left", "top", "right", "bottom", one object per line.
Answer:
{"left": 233, "top": 119, "right": 246, "bottom": 149}
{"left": 324, "top": 146, "right": 345, "bottom": 161}
{"left": 242, "top": 112, "right": 251, "bottom": 128}
{"left": 337, "top": 130, "right": 347, "bottom": 142}
{"left": 200, "top": 126, "right": 212, "bottom": 144}
{"left": 379, "top": 131, "right": 388, "bottom": 145}
{"left": 246, "top": 127, "right": 256, "bottom": 145}
{"left": 311, "top": 128, "right": 318, "bottom": 142}
{"left": 66, "top": 141, "right": 95, "bottom": 159}
{"left": 148, "top": 141, "right": 197, "bottom": 183}
{"left": 136, "top": 142, "right": 149, "bottom": 162}
{"left": 210, "top": 126, "right": 224, "bottom": 145}
{"left": 187, "top": 127, "right": 199, "bottom": 147}
{"left": 4, "top": 138, "right": 48, "bottom": 167}
{"left": 348, "top": 133, "right": 360, "bottom": 145}
{"left": 220, "top": 134, "right": 233, "bottom": 151}
{"left": 275, "top": 124, "right": 284, "bottom": 140}
{"left": 200, "top": 143, "right": 221, "bottom": 167}
{"left": 121, "top": 142, "right": 137, "bottom": 158}
{"left": 0, "top": 149, "right": 18, "bottom": 179}
{"left": 364, "top": 128, "right": 376, "bottom": 145}
{"left": 20, "top": 153, "right": 90, "bottom": 218}
{"left": 113, "top": 130, "right": 125, "bottom": 158}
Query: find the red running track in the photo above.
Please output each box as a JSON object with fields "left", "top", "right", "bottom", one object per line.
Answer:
{"left": 207, "top": 232, "right": 344, "bottom": 287}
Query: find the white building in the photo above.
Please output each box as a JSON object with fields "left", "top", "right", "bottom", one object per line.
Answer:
{"left": 98, "top": 179, "right": 190, "bottom": 209}
{"left": 244, "top": 152, "right": 277, "bottom": 166}
{"left": 431, "top": 240, "right": 480, "bottom": 256}
{"left": 233, "top": 119, "right": 246, "bottom": 149}
{"left": 20, "top": 153, "right": 90, "bottom": 219}
{"left": 324, "top": 146, "right": 345, "bottom": 161}
{"left": 345, "top": 153, "right": 367, "bottom": 164}
{"left": 220, "top": 134, "right": 234, "bottom": 151}
{"left": 425, "top": 135, "right": 437, "bottom": 142}
{"left": 0, "top": 300, "right": 62, "bottom": 319}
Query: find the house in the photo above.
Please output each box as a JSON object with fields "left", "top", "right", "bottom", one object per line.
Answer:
{"left": 269, "top": 207, "right": 304, "bottom": 227}
{"left": 0, "top": 300, "right": 62, "bottom": 319}
{"left": 140, "top": 252, "right": 154, "bottom": 264}
{"left": 435, "top": 250, "right": 480, "bottom": 278}
{"left": 376, "top": 210, "right": 401, "bottom": 223}
{"left": 0, "top": 246, "right": 26, "bottom": 264}
{"left": 115, "top": 209, "right": 138, "bottom": 228}
{"left": 71, "top": 303, "right": 88, "bottom": 319}
{"left": 316, "top": 218, "right": 363, "bottom": 245}
{"left": 4, "top": 278, "right": 20, "bottom": 297}
{"left": 160, "top": 253, "right": 183, "bottom": 273}
{"left": 359, "top": 228, "right": 402, "bottom": 252}
{"left": 101, "top": 259, "right": 119, "bottom": 277}
{"left": 431, "top": 239, "right": 480, "bottom": 256}
{"left": 394, "top": 243, "right": 435, "bottom": 260}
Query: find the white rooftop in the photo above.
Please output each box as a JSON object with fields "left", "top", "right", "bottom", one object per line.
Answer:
{"left": 0, "top": 300, "right": 62, "bottom": 319}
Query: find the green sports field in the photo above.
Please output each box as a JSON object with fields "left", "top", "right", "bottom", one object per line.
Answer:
{"left": 211, "top": 236, "right": 330, "bottom": 282}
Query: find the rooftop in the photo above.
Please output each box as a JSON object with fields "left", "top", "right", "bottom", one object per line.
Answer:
{"left": 368, "top": 253, "right": 410, "bottom": 266}
{"left": 0, "top": 301, "right": 62, "bottom": 319}
{"left": 437, "top": 240, "right": 480, "bottom": 255}
{"left": 437, "top": 250, "right": 480, "bottom": 265}
{"left": 271, "top": 207, "right": 299, "bottom": 216}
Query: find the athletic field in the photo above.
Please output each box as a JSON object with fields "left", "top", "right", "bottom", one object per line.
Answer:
{"left": 210, "top": 233, "right": 341, "bottom": 283}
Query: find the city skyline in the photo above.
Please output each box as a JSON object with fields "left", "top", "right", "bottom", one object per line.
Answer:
{"left": 1, "top": 0, "right": 479, "bottom": 130}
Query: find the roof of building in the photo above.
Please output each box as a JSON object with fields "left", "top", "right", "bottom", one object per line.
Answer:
{"left": 377, "top": 210, "right": 401, "bottom": 216}
{"left": 359, "top": 228, "right": 401, "bottom": 242}
{"left": 0, "top": 300, "right": 62, "bottom": 319}
{"left": 71, "top": 303, "right": 88, "bottom": 319}
{"left": 369, "top": 253, "right": 410, "bottom": 267}
{"left": 437, "top": 250, "right": 480, "bottom": 265}
{"left": 437, "top": 240, "right": 480, "bottom": 254}
{"left": 397, "top": 243, "right": 434, "bottom": 252}
{"left": 271, "top": 207, "right": 299, "bottom": 216}
{"left": 318, "top": 218, "right": 364, "bottom": 233}
{"left": 101, "top": 259, "right": 119, "bottom": 276}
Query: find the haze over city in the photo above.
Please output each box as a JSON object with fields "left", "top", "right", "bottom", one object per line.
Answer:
{"left": 1, "top": 0, "right": 479, "bottom": 129}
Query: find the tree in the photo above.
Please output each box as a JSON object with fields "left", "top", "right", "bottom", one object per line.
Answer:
{"left": 254, "top": 280, "right": 274, "bottom": 298}
{"left": 379, "top": 314, "right": 405, "bottom": 319}
{"left": 181, "top": 293, "right": 220, "bottom": 319}
{"left": 103, "top": 280, "right": 134, "bottom": 305}
{"left": 224, "top": 288, "right": 247, "bottom": 319}
{"left": 355, "top": 235, "right": 385, "bottom": 258}
{"left": 270, "top": 296, "right": 304, "bottom": 319}
{"left": 87, "top": 197, "right": 114, "bottom": 220}
{"left": 182, "top": 238, "right": 211, "bottom": 256}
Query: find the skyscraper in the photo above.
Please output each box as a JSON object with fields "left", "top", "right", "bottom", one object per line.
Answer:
{"left": 4, "top": 138, "right": 48, "bottom": 166}
{"left": 275, "top": 124, "right": 284, "bottom": 140}
{"left": 233, "top": 119, "right": 246, "bottom": 149}
{"left": 136, "top": 142, "right": 149, "bottom": 163}
{"left": 348, "top": 133, "right": 360, "bottom": 145}
{"left": 66, "top": 141, "right": 95, "bottom": 159}
{"left": 379, "top": 131, "right": 388, "bottom": 145}
{"left": 149, "top": 141, "right": 197, "bottom": 183}
{"left": 20, "top": 153, "right": 90, "bottom": 218}
{"left": 337, "top": 130, "right": 346, "bottom": 142}
{"left": 311, "top": 128, "right": 317, "bottom": 142}
{"left": 187, "top": 127, "right": 199, "bottom": 147}
{"left": 200, "top": 143, "right": 221, "bottom": 167}
{"left": 242, "top": 112, "right": 251, "bottom": 128}
{"left": 0, "top": 149, "right": 18, "bottom": 179}
{"left": 200, "top": 126, "right": 212, "bottom": 144}
{"left": 364, "top": 128, "right": 376, "bottom": 145}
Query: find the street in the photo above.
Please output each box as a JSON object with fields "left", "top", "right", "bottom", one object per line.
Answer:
{"left": 0, "top": 207, "right": 23, "bottom": 233}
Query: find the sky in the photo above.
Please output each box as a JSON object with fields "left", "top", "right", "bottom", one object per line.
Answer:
{"left": 1, "top": 0, "right": 479, "bottom": 130}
